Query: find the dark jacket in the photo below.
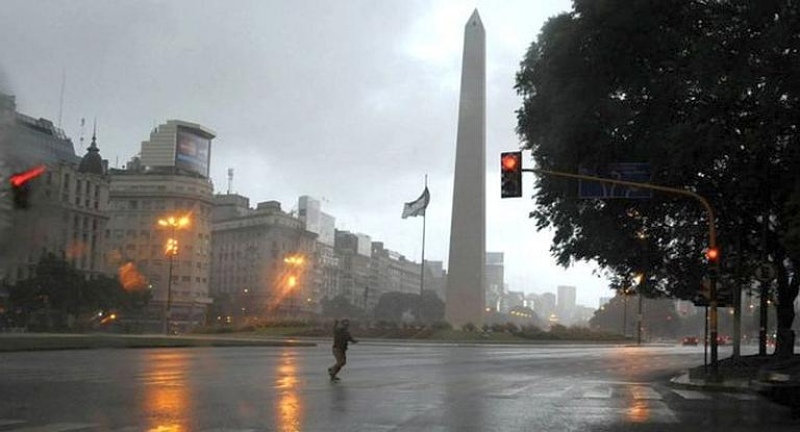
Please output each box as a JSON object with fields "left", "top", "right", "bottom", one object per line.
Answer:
{"left": 333, "top": 325, "right": 356, "bottom": 350}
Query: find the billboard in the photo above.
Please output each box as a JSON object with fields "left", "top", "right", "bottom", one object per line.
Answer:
{"left": 175, "top": 126, "right": 211, "bottom": 177}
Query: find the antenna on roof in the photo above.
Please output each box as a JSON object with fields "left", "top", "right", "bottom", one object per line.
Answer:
{"left": 227, "top": 167, "right": 234, "bottom": 194}
{"left": 57, "top": 68, "right": 66, "bottom": 127}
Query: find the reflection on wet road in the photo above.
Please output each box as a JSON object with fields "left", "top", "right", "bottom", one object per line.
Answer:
{"left": 140, "top": 351, "right": 193, "bottom": 432}
{"left": 0, "top": 343, "right": 796, "bottom": 431}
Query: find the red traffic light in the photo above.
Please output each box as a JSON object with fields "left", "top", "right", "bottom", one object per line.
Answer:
{"left": 10, "top": 165, "right": 46, "bottom": 187}
{"left": 501, "top": 153, "right": 520, "bottom": 171}
{"left": 500, "top": 152, "right": 522, "bottom": 198}
{"left": 705, "top": 247, "right": 720, "bottom": 262}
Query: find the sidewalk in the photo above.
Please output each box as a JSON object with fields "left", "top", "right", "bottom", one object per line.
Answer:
{"left": 669, "top": 370, "right": 754, "bottom": 393}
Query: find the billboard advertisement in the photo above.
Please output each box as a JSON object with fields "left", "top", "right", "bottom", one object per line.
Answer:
{"left": 175, "top": 126, "right": 211, "bottom": 177}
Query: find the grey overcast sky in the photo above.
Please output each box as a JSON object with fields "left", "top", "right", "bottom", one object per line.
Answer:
{"left": 0, "top": 0, "right": 614, "bottom": 308}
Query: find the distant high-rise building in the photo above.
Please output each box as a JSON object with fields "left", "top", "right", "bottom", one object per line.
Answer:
{"left": 446, "top": 10, "right": 486, "bottom": 327}
{"left": 298, "top": 196, "right": 338, "bottom": 310}
{"left": 140, "top": 120, "right": 214, "bottom": 178}
{"left": 532, "top": 292, "right": 557, "bottom": 323}
{"left": 424, "top": 260, "right": 447, "bottom": 301}
{"left": 485, "top": 252, "right": 504, "bottom": 311}
{"left": 557, "top": 285, "right": 577, "bottom": 323}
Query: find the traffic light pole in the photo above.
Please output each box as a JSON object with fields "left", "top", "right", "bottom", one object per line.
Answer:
{"left": 522, "top": 167, "right": 720, "bottom": 377}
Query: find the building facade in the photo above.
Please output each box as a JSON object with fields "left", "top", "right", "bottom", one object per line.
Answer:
{"left": 1, "top": 96, "right": 109, "bottom": 284}
{"left": 485, "top": 252, "right": 504, "bottom": 311}
{"left": 210, "top": 196, "right": 316, "bottom": 322}
{"left": 106, "top": 167, "right": 214, "bottom": 329}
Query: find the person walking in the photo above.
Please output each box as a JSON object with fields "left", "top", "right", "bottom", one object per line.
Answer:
{"left": 328, "top": 318, "right": 358, "bottom": 381}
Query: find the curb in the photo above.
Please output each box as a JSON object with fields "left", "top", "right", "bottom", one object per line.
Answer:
{"left": 668, "top": 371, "right": 755, "bottom": 393}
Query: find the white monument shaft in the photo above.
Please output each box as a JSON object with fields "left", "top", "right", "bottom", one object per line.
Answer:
{"left": 445, "top": 10, "right": 486, "bottom": 327}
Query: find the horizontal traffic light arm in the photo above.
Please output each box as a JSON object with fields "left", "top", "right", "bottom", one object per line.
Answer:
{"left": 523, "top": 167, "right": 717, "bottom": 250}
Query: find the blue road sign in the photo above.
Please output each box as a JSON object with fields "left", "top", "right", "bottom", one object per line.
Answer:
{"left": 578, "top": 163, "right": 653, "bottom": 199}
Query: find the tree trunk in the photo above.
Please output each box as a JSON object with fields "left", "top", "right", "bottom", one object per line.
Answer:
{"left": 775, "top": 268, "right": 798, "bottom": 358}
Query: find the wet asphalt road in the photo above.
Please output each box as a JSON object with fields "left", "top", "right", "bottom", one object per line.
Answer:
{"left": 0, "top": 342, "right": 796, "bottom": 431}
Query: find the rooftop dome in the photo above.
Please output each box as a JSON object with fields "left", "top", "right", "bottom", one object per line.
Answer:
{"left": 78, "top": 127, "right": 104, "bottom": 175}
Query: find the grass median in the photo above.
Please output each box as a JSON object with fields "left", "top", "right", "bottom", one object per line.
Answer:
{"left": 0, "top": 333, "right": 315, "bottom": 352}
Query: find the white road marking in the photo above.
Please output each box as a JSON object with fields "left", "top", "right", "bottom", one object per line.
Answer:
{"left": 582, "top": 387, "right": 613, "bottom": 399}
{"left": 631, "top": 385, "right": 663, "bottom": 400}
{"left": 672, "top": 389, "right": 710, "bottom": 400}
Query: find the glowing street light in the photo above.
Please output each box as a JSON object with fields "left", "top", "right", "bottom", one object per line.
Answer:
{"left": 157, "top": 214, "right": 191, "bottom": 335}
{"left": 283, "top": 254, "right": 306, "bottom": 318}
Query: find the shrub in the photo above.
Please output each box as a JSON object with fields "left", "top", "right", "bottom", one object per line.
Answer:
{"left": 462, "top": 322, "right": 477, "bottom": 332}
{"left": 432, "top": 321, "right": 453, "bottom": 331}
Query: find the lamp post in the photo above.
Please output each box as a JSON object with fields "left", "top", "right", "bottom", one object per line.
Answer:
{"left": 158, "top": 215, "right": 190, "bottom": 335}
{"left": 633, "top": 272, "right": 644, "bottom": 345}
{"left": 283, "top": 254, "right": 305, "bottom": 319}
{"left": 622, "top": 288, "right": 629, "bottom": 337}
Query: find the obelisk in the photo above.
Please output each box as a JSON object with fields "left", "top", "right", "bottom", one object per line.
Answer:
{"left": 445, "top": 9, "right": 486, "bottom": 328}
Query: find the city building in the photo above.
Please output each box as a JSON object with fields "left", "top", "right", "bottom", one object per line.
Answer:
{"left": 557, "top": 285, "right": 577, "bottom": 324}
{"left": 370, "top": 242, "right": 423, "bottom": 312}
{"left": 532, "top": 292, "right": 557, "bottom": 324}
{"left": 1, "top": 95, "right": 109, "bottom": 284}
{"left": 298, "top": 196, "right": 339, "bottom": 307}
{"left": 424, "top": 260, "right": 447, "bottom": 301}
{"left": 105, "top": 120, "right": 216, "bottom": 330}
{"left": 485, "top": 252, "right": 504, "bottom": 311}
{"left": 140, "top": 120, "right": 213, "bottom": 177}
{"left": 334, "top": 230, "right": 373, "bottom": 310}
{"left": 210, "top": 196, "right": 316, "bottom": 322}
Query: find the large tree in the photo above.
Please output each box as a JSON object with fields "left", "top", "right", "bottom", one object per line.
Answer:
{"left": 8, "top": 253, "right": 150, "bottom": 330}
{"left": 516, "top": 0, "right": 800, "bottom": 356}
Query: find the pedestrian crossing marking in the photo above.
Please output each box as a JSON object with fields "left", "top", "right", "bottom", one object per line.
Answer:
{"left": 672, "top": 389, "right": 710, "bottom": 400}
{"left": 582, "top": 387, "right": 613, "bottom": 399}
{"left": 631, "top": 385, "right": 662, "bottom": 400}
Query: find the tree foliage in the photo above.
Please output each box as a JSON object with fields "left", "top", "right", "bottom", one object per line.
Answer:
{"left": 7, "top": 253, "right": 150, "bottom": 330}
{"left": 320, "top": 294, "right": 364, "bottom": 320}
{"left": 516, "top": 0, "right": 800, "bottom": 355}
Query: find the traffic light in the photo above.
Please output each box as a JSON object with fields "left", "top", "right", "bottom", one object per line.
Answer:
{"left": 9, "top": 165, "right": 45, "bottom": 210}
{"left": 10, "top": 180, "right": 30, "bottom": 209}
{"left": 501, "top": 151, "right": 522, "bottom": 198}
{"left": 705, "top": 247, "right": 720, "bottom": 263}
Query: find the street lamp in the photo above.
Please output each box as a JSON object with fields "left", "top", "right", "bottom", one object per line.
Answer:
{"left": 283, "top": 254, "right": 305, "bottom": 318}
{"left": 157, "top": 215, "right": 191, "bottom": 335}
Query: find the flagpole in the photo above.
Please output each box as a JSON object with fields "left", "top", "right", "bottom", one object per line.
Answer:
{"left": 419, "top": 175, "right": 427, "bottom": 322}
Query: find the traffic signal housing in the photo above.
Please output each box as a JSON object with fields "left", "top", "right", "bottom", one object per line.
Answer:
{"left": 501, "top": 151, "right": 522, "bottom": 198}
{"left": 10, "top": 180, "right": 30, "bottom": 209}
{"left": 705, "top": 247, "right": 720, "bottom": 263}
{"left": 9, "top": 165, "right": 45, "bottom": 210}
